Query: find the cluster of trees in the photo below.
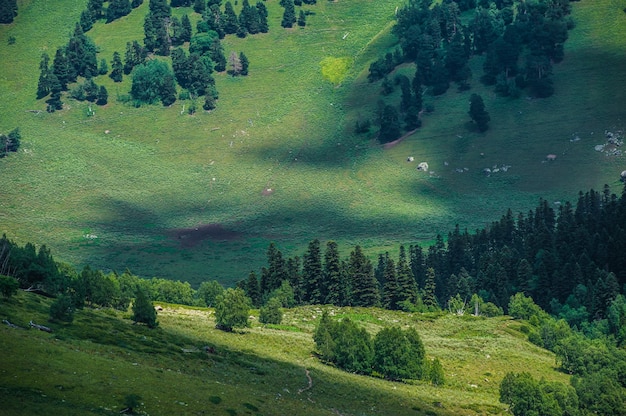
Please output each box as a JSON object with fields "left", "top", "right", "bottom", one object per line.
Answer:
{"left": 0, "top": 0, "right": 17, "bottom": 24}
{"left": 313, "top": 311, "right": 444, "bottom": 383}
{"left": 36, "top": 24, "right": 99, "bottom": 112}
{"left": 0, "top": 127, "right": 20, "bottom": 158}
{"left": 499, "top": 292, "right": 626, "bottom": 415}
{"left": 80, "top": 0, "right": 144, "bottom": 32}
{"left": 196, "top": 0, "right": 269, "bottom": 38}
{"left": 367, "top": 0, "right": 575, "bottom": 142}
{"left": 280, "top": 0, "right": 315, "bottom": 29}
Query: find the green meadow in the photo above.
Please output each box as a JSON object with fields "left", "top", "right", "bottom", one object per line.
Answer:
{"left": 0, "top": 291, "right": 569, "bottom": 415}
{"left": 1, "top": 0, "right": 626, "bottom": 286}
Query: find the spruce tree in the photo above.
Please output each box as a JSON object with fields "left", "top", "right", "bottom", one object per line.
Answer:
{"left": 109, "top": 51, "right": 124, "bottom": 82}
{"left": 52, "top": 48, "right": 71, "bottom": 91}
{"left": 223, "top": 2, "right": 239, "bottom": 34}
{"left": 423, "top": 267, "right": 438, "bottom": 309}
{"left": 36, "top": 53, "right": 51, "bottom": 99}
{"left": 96, "top": 85, "right": 108, "bottom": 105}
{"left": 132, "top": 288, "right": 158, "bottom": 328}
{"left": 281, "top": 0, "right": 296, "bottom": 28}
{"left": 303, "top": 239, "right": 324, "bottom": 304}
{"left": 396, "top": 245, "right": 418, "bottom": 305}
{"left": 0, "top": 0, "right": 17, "bottom": 24}
{"left": 469, "top": 93, "right": 490, "bottom": 132}
{"left": 323, "top": 241, "right": 344, "bottom": 306}
{"left": 256, "top": 2, "right": 269, "bottom": 33}
{"left": 348, "top": 245, "right": 380, "bottom": 307}
{"left": 382, "top": 254, "right": 400, "bottom": 310}
{"left": 297, "top": 9, "right": 306, "bottom": 27}
{"left": 180, "top": 14, "right": 192, "bottom": 43}
{"left": 239, "top": 52, "right": 249, "bottom": 75}
{"left": 245, "top": 271, "right": 261, "bottom": 307}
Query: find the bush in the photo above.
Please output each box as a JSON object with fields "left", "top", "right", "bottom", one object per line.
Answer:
{"left": 373, "top": 326, "right": 426, "bottom": 380}
{"left": 259, "top": 297, "right": 282, "bottom": 324}
{"left": 49, "top": 294, "right": 75, "bottom": 323}
{"left": 0, "top": 275, "right": 19, "bottom": 299}
{"left": 215, "top": 288, "right": 251, "bottom": 331}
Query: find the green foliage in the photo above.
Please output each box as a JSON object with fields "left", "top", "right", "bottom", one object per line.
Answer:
{"left": 132, "top": 288, "right": 158, "bottom": 328}
{"left": 0, "top": 275, "right": 18, "bottom": 299}
{"left": 499, "top": 372, "right": 568, "bottom": 416}
{"left": 0, "top": 127, "right": 20, "bottom": 158}
{"left": 259, "top": 297, "right": 283, "bottom": 324}
{"left": 428, "top": 358, "right": 444, "bottom": 386}
{"left": 508, "top": 293, "right": 548, "bottom": 322}
{"left": 49, "top": 294, "right": 75, "bottom": 323}
{"left": 196, "top": 280, "right": 224, "bottom": 307}
{"left": 0, "top": 0, "right": 18, "bottom": 23}
{"left": 373, "top": 326, "right": 426, "bottom": 381}
{"left": 215, "top": 288, "right": 251, "bottom": 331}
{"left": 468, "top": 93, "right": 490, "bottom": 132}
{"left": 130, "top": 60, "right": 177, "bottom": 106}
{"left": 123, "top": 394, "right": 143, "bottom": 414}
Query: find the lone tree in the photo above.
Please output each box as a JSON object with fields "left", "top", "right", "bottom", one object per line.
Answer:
{"left": 214, "top": 287, "right": 251, "bottom": 331}
{"left": 132, "top": 288, "right": 158, "bottom": 328}
{"left": 468, "top": 93, "right": 490, "bottom": 132}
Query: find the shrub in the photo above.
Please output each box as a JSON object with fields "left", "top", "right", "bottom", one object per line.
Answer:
{"left": 49, "top": 294, "right": 75, "bottom": 323}
{"left": 131, "top": 288, "right": 158, "bottom": 328}
{"left": 215, "top": 288, "right": 251, "bottom": 331}
{"left": 0, "top": 275, "right": 18, "bottom": 299}
{"left": 259, "top": 297, "right": 283, "bottom": 324}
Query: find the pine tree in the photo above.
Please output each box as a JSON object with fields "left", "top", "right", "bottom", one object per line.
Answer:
{"left": 109, "top": 52, "right": 123, "bottom": 82}
{"left": 96, "top": 85, "right": 108, "bottom": 105}
{"left": 193, "top": 0, "right": 206, "bottom": 14}
{"left": 297, "top": 9, "right": 306, "bottom": 27}
{"left": 423, "top": 267, "right": 438, "bottom": 309}
{"left": 245, "top": 271, "right": 261, "bottom": 307}
{"left": 468, "top": 93, "right": 490, "bottom": 132}
{"left": 303, "top": 239, "right": 324, "bottom": 304}
{"left": 348, "top": 245, "right": 380, "bottom": 307}
{"left": 256, "top": 2, "right": 269, "bottom": 33}
{"left": 36, "top": 53, "right": 51, "bottom": 99}
{"left": 132, "top": 288, "right": 158, "bottom": 328}
{"left": 323, "top": 241, "right": 344, "bottom": 306}
{"left": 261, "top": 243, "right": 287, "bottom": 295}
{"left": 396, "top": 246, "right": 418, "bottom": 305}
{"left": 281, "top": 0, "right": 296, "bottom": 28}
{"left": 180, "top": 14, "right": 192, "bottom": 43}
{"left": 223, "top": 2, "right": 239, "bottom": 34}
{"left": 52, "top": 48, "right": 71, "bottom": 91}
{"left": 239, "top": 52, "right": 249, "bottom": 75}
{"left": 382, "top": 254, "right": 400, "bottom": 310}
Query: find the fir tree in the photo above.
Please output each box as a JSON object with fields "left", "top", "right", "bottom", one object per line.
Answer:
{"left": 323, "top": 241, "right": 344, "bottom": 306}
{"left": 109, "top": 51, "right": 124, "bottom": 82}
{"left": 303, "top": 239, "right": 324, "bottom": 304}
{"left": 96, "top": 85, "right": 108, "bottom": 105}
{"left": 239, "top": 52, "right": 249, "bottom": 75}
{"left": 382, "top": 254, "right": 400, "bottom": 310}
{"left": 468, "top": 93, "right": 490, "bottom": 132}
{"left": 223, "top": 1, "right": 239, "bottom": 34}
{"left": 297, "top": 9, "right": 306, "bottom": 27}
{"left": 348, "top": 245, "right": 380, "bottom": 307}
{"left": 423, "top": 267, "right": 438, "bottom": 309}
{"left": 281, "top": 0, "right": 296, "bottom": 28}
{"left": 132, "top": 288, "right": 158, "bottom": 328}
{"left": 256, "top": 2, "right": 269, "bottom": 33}
{"left": 245, "top": 271, "right": 261, "bottom": 307}
{"left": 396, "top": 245, "right": 418, "bottom": 304}
{"left": 36, "top": 53, "right": 51, "bottom": 99}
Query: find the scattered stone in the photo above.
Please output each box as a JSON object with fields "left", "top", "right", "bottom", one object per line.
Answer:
{"left": 546, "top": 154, "right": 557, "bottom": 161}
{"left": 407, "top": 156, "right": 414, "bottom": 162}
{"left": 417, "top": 162, "right": 429, "bottom": 171}
{"left": 621, "top": 170, "right": 626, "bottom": 182}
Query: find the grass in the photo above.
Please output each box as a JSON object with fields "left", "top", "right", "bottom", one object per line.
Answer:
{"left": 0, "top": 291, "right": 570, "bottom": 415}
{"left": 1, "top": 0, "right": 626, "bottom": 286}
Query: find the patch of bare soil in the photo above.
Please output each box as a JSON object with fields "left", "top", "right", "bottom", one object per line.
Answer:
{"left": 169, "top": 223, "right": 242, "bottom": 247}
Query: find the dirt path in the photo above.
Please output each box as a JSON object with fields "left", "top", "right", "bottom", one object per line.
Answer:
{"left": 297, "top": 368, "right": 313, "bottom": 394}
{"left": 382, "top": 128, "right": 419, "bottom": 149}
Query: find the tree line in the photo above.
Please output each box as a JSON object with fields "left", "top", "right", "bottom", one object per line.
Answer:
{"left": 366, "top": 0, "right": 575, "bottom": 143}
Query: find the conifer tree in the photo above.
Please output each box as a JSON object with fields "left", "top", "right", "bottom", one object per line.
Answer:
{"left": 0, "top": 0, "right": 17, "bottom": 23}
{"left": 36, "top": 53, "right": 51, "bottom": 99}
{"left": 348, "top": 245, "right": 380, "bottom": 307}
{"left": 180, "top": 14, "right": 192, "bottom": 43}
{"left": 52, "top": 48, "right": 71, "bottom": 91}
{"left": 303, "top": 239, "right": 323, "bottom": 304}
{"left": 286, "top": 256, "right": 303, "bottom": 304}
{"left": 261, "top": 243, "right": 287, "bottom": 295}
{"left": 382, "top": 254, "right": 400, "bottom": 310}
{"left": 468, "top": 93, "right": 490, "bottom": 132}
{"left": 239, "top": 52, "right": 249, "bottom": 75}
{"left": 96, "top": 85, "right": 108, "bottom": 105}
{"left": 423, "top": 267, "right": 438, "bottom": 309}
{"left": 396, "top": 245, "right": 418, "bottom": 304}
{"left": 281, "top": 0, "right": 296, "bottom": 28}
{"left": 323, "top": 241, "right": 344, "bottom": 306}
{"left": 256, "top": 2, "right": 269, "bottom": 33}
{"left": 245, "top": 271, "right": 261, "bottom": 307}
{"left": 132, "top": 288, "right": 158, "bottom": 328}
{"left": 223, "top": 2, "right": 239, "bottom": 34}
{"left": 297, "top": 9, "right": 306, "bottom": 27}
{"left": 109, "top": 51, "right": 124, "bottom": 82}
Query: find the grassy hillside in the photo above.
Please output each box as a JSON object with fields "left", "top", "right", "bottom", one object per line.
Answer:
{"left": 0, "top": 291, "right": 569, "bottom": 415}
{"left": 1, "top": 0, "right": 625, "bottom": 286}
